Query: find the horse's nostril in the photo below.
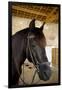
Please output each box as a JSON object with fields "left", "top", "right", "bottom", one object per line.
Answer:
{"left": 44, "top": 72, "right": 47, "bottom": 77}
{"left": 43, "top": 71, "right": 49, "bottom": 80}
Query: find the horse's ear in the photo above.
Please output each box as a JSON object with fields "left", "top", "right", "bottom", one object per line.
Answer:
{"left": 29, "top": 19, "right": 35, "bottom": 31}
{"left": 40, "top": 22, "right": 45, "bottom": 31}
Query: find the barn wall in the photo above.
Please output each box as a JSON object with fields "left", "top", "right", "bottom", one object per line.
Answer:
{"left": 12, "top": 16, "right": 43, "bottom": 35}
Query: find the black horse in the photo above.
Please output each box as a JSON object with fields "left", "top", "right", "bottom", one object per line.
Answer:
{"left": 11, "top": 19, "right": 51, "bottom": 86}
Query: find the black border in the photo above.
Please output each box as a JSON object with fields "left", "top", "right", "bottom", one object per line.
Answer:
{"left": 8, "top": 1, "right": 61, "bottom": 88}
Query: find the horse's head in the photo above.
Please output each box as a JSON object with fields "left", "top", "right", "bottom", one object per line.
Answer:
{"left": 27, "top": 19, "right": 51, "bottom": 81}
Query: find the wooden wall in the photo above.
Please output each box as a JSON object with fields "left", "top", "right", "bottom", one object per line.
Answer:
{"left": 52, "top": 48, "right": 58, "bottom": 66}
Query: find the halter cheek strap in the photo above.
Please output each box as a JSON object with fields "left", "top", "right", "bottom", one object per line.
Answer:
{"left": 26, "top": 33, "right": 39, "bottom": 67}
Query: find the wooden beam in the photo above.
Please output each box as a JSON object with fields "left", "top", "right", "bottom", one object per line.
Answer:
{"left": 12, "top": 5, "right": 47, "bottom": 17}
{"left": 46, "top": 8, "right": 58, "bottom": 22}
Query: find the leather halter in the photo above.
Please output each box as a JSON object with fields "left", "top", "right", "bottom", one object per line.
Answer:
{"left": 26, "top": 32, "right": 40, "bottom": 83}
{"left": 26, "top": 32, "right": 50, "bottom": 81}
{"left": 26, "top": 32, "right": 50, "bottom": 71}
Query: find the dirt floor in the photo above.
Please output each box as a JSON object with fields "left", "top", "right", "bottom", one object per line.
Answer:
{"left": 18, "top": 59, "right": 59, "bottom": 86}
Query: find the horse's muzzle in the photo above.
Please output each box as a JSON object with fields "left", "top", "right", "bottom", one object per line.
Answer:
{"left": 37, "top": 62, "right": 51, "bottom": 81}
